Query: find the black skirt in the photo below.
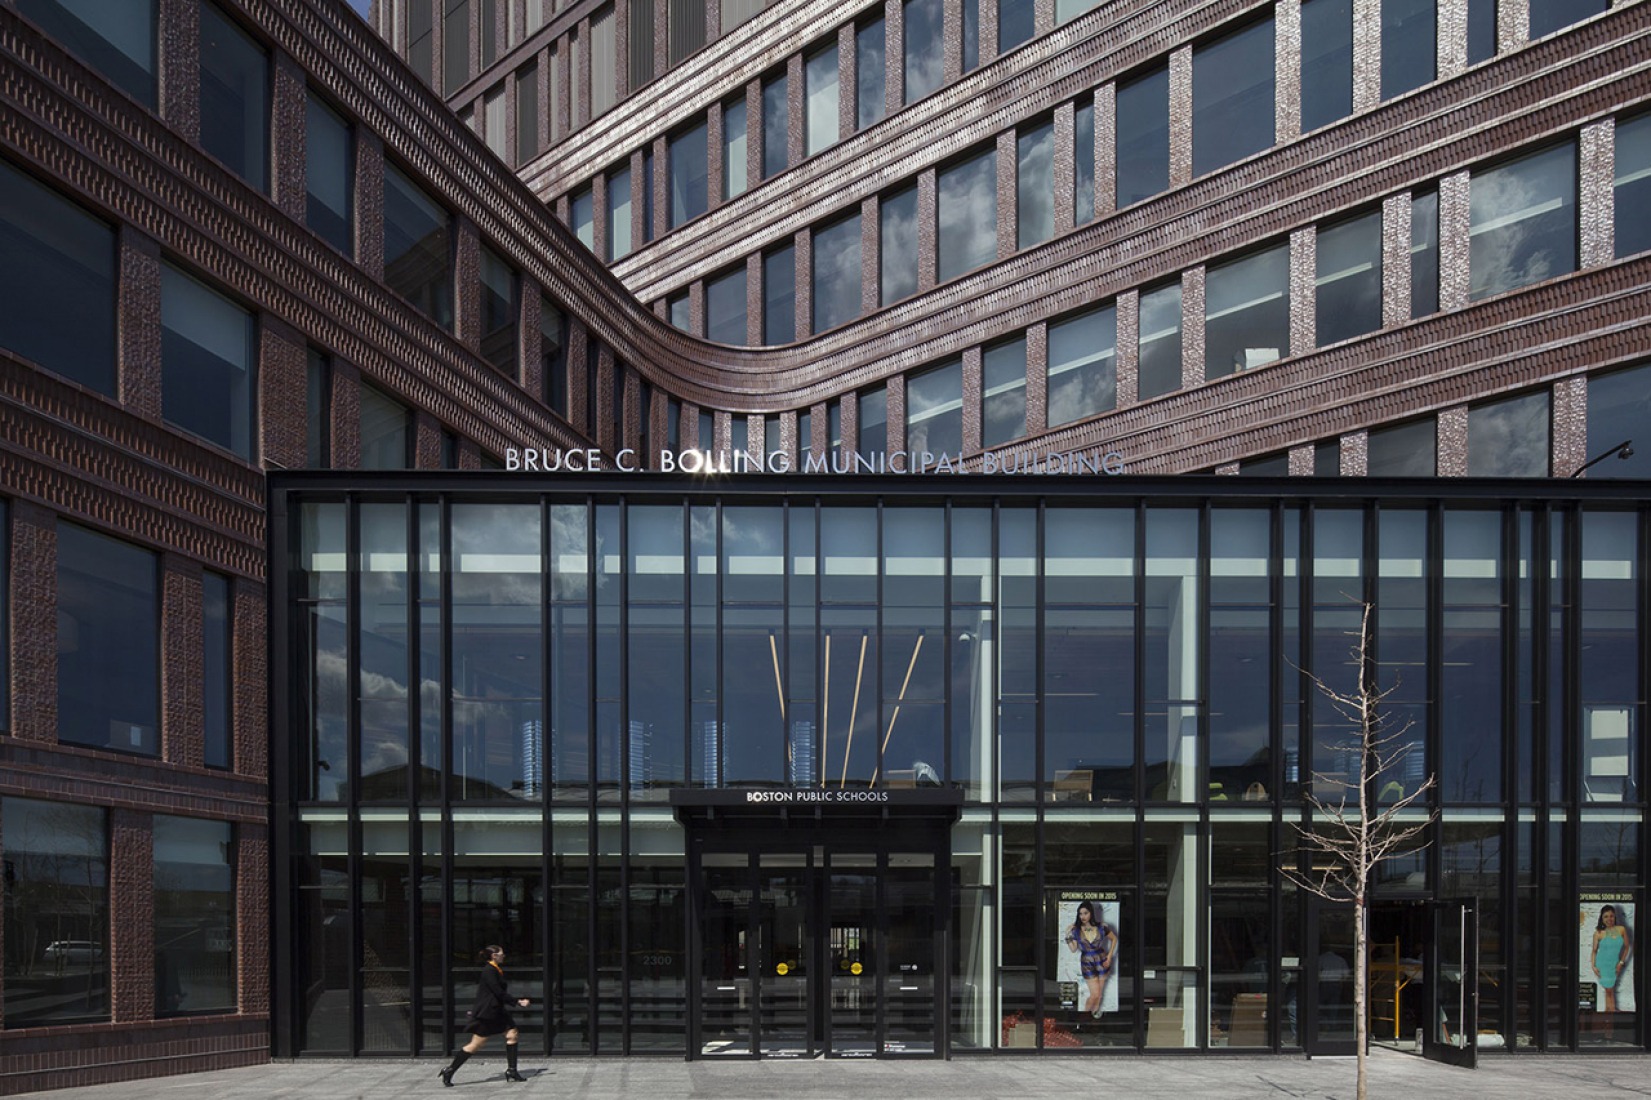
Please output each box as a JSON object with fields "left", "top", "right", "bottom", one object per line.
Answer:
{"left": 468, "top": 1010, "right": 517, "bottom": 1037}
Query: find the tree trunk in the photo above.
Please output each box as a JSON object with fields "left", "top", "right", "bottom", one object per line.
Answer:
{"left": 1354, "top": 898, "right": 1368, "bottom": 1100}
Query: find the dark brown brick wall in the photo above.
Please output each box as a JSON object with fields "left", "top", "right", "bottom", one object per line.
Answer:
{"left": 0, "top": 1017, "right": 268, "bottom": 1096}
{"left": 233, "top": 579, "right": 268, "bottom": 781}
{"left": 6, "top": 502, "right": 56, "bottom": 743}
{"left": 109, "top": 809, "right": 156, "bottom": 1025}
{"left": 161, "top": 555, "right": 206, "bottom": 769}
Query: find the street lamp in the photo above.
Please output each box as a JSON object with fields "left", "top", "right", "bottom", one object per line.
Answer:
{"left": 1569, "top": 440, "right": 1634, "bottom": 479}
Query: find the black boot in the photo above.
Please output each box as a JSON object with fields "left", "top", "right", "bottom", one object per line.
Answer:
{"left": 439, "top": 1049, "right": 470, "bottom": 1087}
{"left": 504, "top": 1042, "right": 525, "bottom": 1082}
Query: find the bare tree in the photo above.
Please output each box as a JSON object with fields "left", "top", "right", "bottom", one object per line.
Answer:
{"left": 1284, "top": 602, "right": 1436, "bottom": 1100}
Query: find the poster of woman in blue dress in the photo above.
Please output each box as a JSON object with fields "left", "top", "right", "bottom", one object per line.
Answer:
{"left": 1581, "top": 896, "right": 1635, "bottom": 1014}
{"left": 1058, "top": 893, "right": 1120, "bottom": 1017}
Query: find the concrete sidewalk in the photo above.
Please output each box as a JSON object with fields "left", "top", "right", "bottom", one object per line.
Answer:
{"left": 32, "top": 1049, "right": 1651, "bottom": 1099}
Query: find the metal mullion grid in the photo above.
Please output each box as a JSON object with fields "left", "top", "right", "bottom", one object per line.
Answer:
{"left": 405, "top": 494, "right": 422, "bottom": 1056}
{"left": 268, "top": 489, "right": 297, "bottom": 1056}
{"left": 585, "top": 497, "right": 600, "bottom": 1052}
{"left": 1529, "top": 504, "right": 1552, "bottom": 1048}
{"left": 1268, "top": 501, "right": 1286, "bottom": 1052}
{"left": 780, "top": 499, "right": 792, "bottom": 785}
{"left": 539, "top": 494, "right": 553, "bottom": 1058}
{"left": 439, "top": 494, "right": 456, "bottom": 1056}
{"left": 1424, "top": 502, "right": 1443, "bottom": 897}
{"left": 1495, "top": 502, "right": 1520, "bottom": 1052}
{"left": 1132, "top": 498, "right": 1146, "bottom": 1049}
{"left": 943, "top": 498, "right": 953, "bottom": 790}
{"left": 1195, "top": 501, "right": 1211, "bottom": 1050}
{"left": 874, "top": 495, "right": 886, "bottom": 1054}
{"left": 617, "top": 496, "right": 631, "bottom": 1054}
{"left": 1292, "top": 497, "right": 1317, "bottom": 1018}
{"left": 346, "top": 494, "right": 364, "bottom": 1054}
{"left": 1561, "top": 501, "right": 1581, "bottom": 1050}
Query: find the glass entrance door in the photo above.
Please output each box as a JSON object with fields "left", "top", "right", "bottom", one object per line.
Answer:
{"left": 756, "top": 855, "right": 811, "bottom": 1056}
{"left": 825, "top": 854, "right": 877, "bottom": 1055}
{"left": 1424, "top": 900, "right": 1478, "bottom": 1068}
{"left": 1303, "top": 900, "right": 1357, "bottom": 1056}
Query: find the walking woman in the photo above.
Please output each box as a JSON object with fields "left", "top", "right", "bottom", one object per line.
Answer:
{"left": 440, "top": 945, "right": 530, "bottom": 1086}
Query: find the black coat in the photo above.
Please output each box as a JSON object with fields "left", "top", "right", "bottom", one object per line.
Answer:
{"left": 467, "top": 963, "right": 518, "bottom": 1036}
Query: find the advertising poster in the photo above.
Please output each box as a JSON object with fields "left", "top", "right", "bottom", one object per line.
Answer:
{"left": 1579, "top": 894, "right": 1636, "bottom": 1013}
{"left": 1056, "top": 891, "right": 1120, "bottom": 1017}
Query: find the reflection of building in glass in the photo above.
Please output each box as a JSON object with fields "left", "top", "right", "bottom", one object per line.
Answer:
{"left": 519, "top": 719, "right": 543, "bottom": 798}
{"left": 788, "top": 721, "right": 815, "bottom": 787}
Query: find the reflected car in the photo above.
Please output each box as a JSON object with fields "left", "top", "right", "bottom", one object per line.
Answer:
{"left": 43, "top": 940, "right": 103, "bottom": 964}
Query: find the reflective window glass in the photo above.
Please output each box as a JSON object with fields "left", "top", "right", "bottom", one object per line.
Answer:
{"left": 805, "top": 44, "right": 839, "bottom": 156}
{"left": 812, "top": 213, "right": 862, "bottom": 334}
{"left": 1467, "top": 390, "right": 1550, "bottom": 477}
{"left": 858, "top": 386, "right": 887, "bottom": 457}
{"left": 483, "top": 85, "right": 507, "bottom": 161}
{"left": 516, "top": 62, "right": 539, "bottom": 167}
{"left": 762, "top": 73, "right": 788, "bottom": 178}
{"left": 1301, "top": 0, "right": 1352, "bottom": 132}
{"left": 154, "top": 816, "right": 234, "bottom": 1016}
{"left": 1138, "top": 281, "right": 1183, "bottom": 399}
{"left": 162, "top": 264, "right": 254, "bottom": 458}
{"left": 938, "top": 148, "right": 997, "bottom": 281}
{"left": 1056, "top": 0, "right": 1101, "bottom": 20}
{"left": 907, "top": 359, "right": 963, "bottom": 457}
{"left": 445, "top": 0, "right": 470, "bottom": 90}
{"left": 1192, "top": 17, "right": 1275, "bottom": 177}
{"left": 199, "top": 1, "right": 269, "bottom": 191}
{"left": 1411, "top": 188, "right": 1440, "bottom": 317}
{"left": 1206, "top": 243, "right": 1288, "bottom": 380}
{"left": 1584, "top": 363, "right": 1651, "bottom": 478}
{"left": 1367, "top": 417, "right": 1436, "bottom": 475}
{"left": 669, "top": 0, "right": 705, "bottom": 64}
{"left": 981, "top": 337, "right": 1027, "bottom": 447}
{"left": 723, "top": 98, "right": 748, "bottom": 199}
{"left": 1381, "top": 0, "right": 1436, "bottom": 101}
{"left": 590, "top": 4, "right": 617, "bottom": 115}
{"left": 668, "top": 291, "right": 690, "bottom": 332}
{"left": 880, "top": 185, "right": 918, "bottom": 305}
{"left": 305, "top": 93, "right": 353, "bottom": 256}
{"left": 479, "top": 246, "right": 518, "bottom": 375}
{"left": 763, "top": 245, "right": 796, "bottom": 344}
{"left": 0, "top": 160, "right": 116, "bottom": 396}
{"left": 857, "top": 19, "right": 886, "bottom": 131}
{"left": 1470, "top": 141, "right": 1577, "bottom": 300}
{"left": 57, "top": 522, "right": 158, "bottom": 754}
{"left": 1615, "top": 113, "right": 1651, "bottom": 259}
{"left": 1466, "top": 0, "right": 1497, "bottom": 63}
{"left": 1315, "top": 210, "right": 1382, "bottom": 346}
{"left": 306, "top": 349, "right": 330, "bottom": 466}
{"left": 706, "top": 266, "right": 747, "bottom": 345}
{"left": 669, "top": 123, "right": 708, "bottom": 227}
{"left": 360, "top": 384, "right": 411, "bottom": 469}
{"left": 1529, "top": 0, "right": 1606, "bottom": 39}
{"left": 903, "top": 0, "right": 943, "bottom": 103}
{"left": 1048, "top": 304, "right": 1117, "bottom": 425}
{"left": 1017, "top": 121, "right": 1054, "bottom": 249}
{"left": 384, "top": 164, "right": 453, "bottom": 327}
{"left": 570, "top": 187, "right": 594, "bottom": 248}
{"left": 1, "top": 798, "right": 109, "bottom": 1025}
{"left": 607, "top": 167, "right": 632, "bottom": 261}
{"left": 1074, "top": 101, "right": 1095, "bottom": 225}
{"left": 998, "top": 0, "right": 1034, "bottom": 53}
{"left": 1116, "top": 65, "right": 1169, "bottom": 206}
{"left": 18, "top": 0, "right": 156, "bottom": 106}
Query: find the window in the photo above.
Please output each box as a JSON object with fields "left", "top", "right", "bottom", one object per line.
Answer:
{"left": 858, "top": 386, "right": 887, "bottom": 457}
{"left": 479, "top": 246, "right": 518, "bottom": 376}
{"left": 57, "top": 522, "right": 158, "bottom": 754}
{"left": 383, "top": 164, "right": 453, "bottom": 328}
{"left": 669, "top": 123, "right": 708, "bottom": 226}
{"left": 199, "top": 1, "right": 269, "bottom": 191}
{"left": 880, "top": 184, "right": 918, "bottom": 305}
{"left": 1616, "top": 113, "right": 1651, "bottom": 259}
{"left": 1466, "top": 390, "right": 1550, "bottom": 476}
{"left": 483, "top": 85, "right": 507, "bottom": 161}
{"left": 903, "top": 0, "right": 943, "bottom": 104}
{"left": 1529, "top": 0, "right": 1606, "bottom": 39}
{"left": 1469, "top": 141, "right": 1577, "bottom": 300}
{"left": 1056, "top": 0, "right": 1100, "bottom": 21}
{"left": 642, "top": 150, "right": 655, "bottom": 243}
{"left": 811, "top": 213, "right": 862, "bottom": 334}
{"left": 18, "top": 0, "right": 156, "bottom": 107}
{"left": 1315, "top": 440, "right": 1341, "bottom": 475}
{"left": 590, "top": 5, "right": 617, "bottom": 115}
{"left": 856, "top": 19, "right": 886, "bottom": 131}
{"left": 1238, "top": 452, "right": 1289, "bottom": 476}
{"left": 723, "top": 98, "right": 748, "bottom": 199}
{"left": 548, "top": 43, "right": 563, "bottom": 142}
{"left": 360, "top": 384, "right": 412, "bottom": 469}
{"left": 629, "top": 0, "right": 655, "bottom": 90}
{"left": 669, "top": 0, "right": 706, "bottom": 64}
{"left": 798, "top": 408, "right": 812, "bottom": 461}
{"left": 1381, "top": 0, "right": 1436, "bottom": 101}
{"left": 938, "top": 148, "right": 997, "bottom": 281}
{"left": 1206, "top": 243, "right": 1288, "bottom": 380}
{"left": 607, "top": 167, "right": 632, "bottom": 260}
{"left": 1367, "top": 417, "right": 1436, "bottom": 475}
{"left": 570, "top": 186, "right": 594, "bottom": 248}
{"left": 1047, "top": 304, "right": 1117, "bottom": 426}
{"left": 1138, "top": 281, "right": 1182, "bottom": 399}
{"left": 1116, "top": 65, "right": 1169, "bottom": 207}
{"left": 828, "top": 399, "right": 843, "bottom": 454}
{"left": 1587, "top": 363, "right": 1651, "bottom": 478}
{"left": 981, "top": 337, "right": 1027, "bottom": 446}
{"left": 444, "top": 0, "right": 469, "bottom": 90}
{"left": 668, "top": 290, "right": 690, "bottom": 331}
{"left": 1, "top": 798, "right": 109, "bottom": 1026}
{"left": 0, "top": 160, "right": 116, "bottom": 396}
{"left": 305, "top": 94, "right": 353, "bottom": 255}
{"left": 154, "top": 816, "right": 234, "bottom": 1016}
{"left": 998, "top": 0, "right": 1034, "bottom": 53}
{"left": 1466, "top": 0, "right": 1497, "bottom": 64}
{"left": 542, "top": 298, "right": 568, "bottom": 416}
{"left": 1301, "top": 0, "right": 1352, "bottom": 132}
{"left": 1411, "top": 188, "right": 1440, "bottom": 317}
{"left": 1074, "top": 101, "right": 1095, "bottom": 226}
{"left": 162, "top": 265, "right": 254, "bottom": 458}
{"left": 722, "top": 0, "right": 763, "bottom": 32}
{"left": 907, "top": 359, "right": 963, "bottom": 457}
{"left": 706, "top": 267, "right": 747, "bottom": 344}
{"left": 1316, "top": 210, "right": 1383, "bottom": 346}
{"left": 962, "top": 0, "right": 980, "bottom": 71}
{"left": 306, "top": 349, "right": 330, "bottom": 467}
{"left": 1192, "top": 17, "right": 1274, "bottom": 177}
{"left": 516, "top": 63, "right": 540, "bottom": 167}
{"left": 1017, "top": 121, "right": 1054, "bottom": 249}
{"left": 805, "top": 44, "right": 839, "bottom": 157}
{"left": 762, "top": 72, "right": 788, "bottom": 178}
{"left": 763, "top": 245, "right": 795, "bottom": 344}
{"left": 0, "top": 500, "right": 6, "bottom": 726}
{"left": 409, "top": 0, "right": 434, "bottom": 82}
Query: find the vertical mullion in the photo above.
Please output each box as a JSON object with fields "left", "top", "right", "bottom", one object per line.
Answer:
{"left": 346, "top": 494, "right": 363, "bottom": 1054}
{"left": 540, "top": 495, "right": 554, "bottom": 1057}
{"left": 439, "top": 493, "right": 456, "bottom": 1056}
{"left": 1268, "top": 501, "right": 1285, "bottom": 1051}
{"left": 1196, "top": 501, "right": 1211, "bottom": 1050}
{"left": 585, "top": 496, "right": 599, "bottom": 1053}
{"left": 618, "top": 497, "right": 631, "bottom": 1054}
{"left": 405, "top": 494, "right": 422, "bottom": 1055}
